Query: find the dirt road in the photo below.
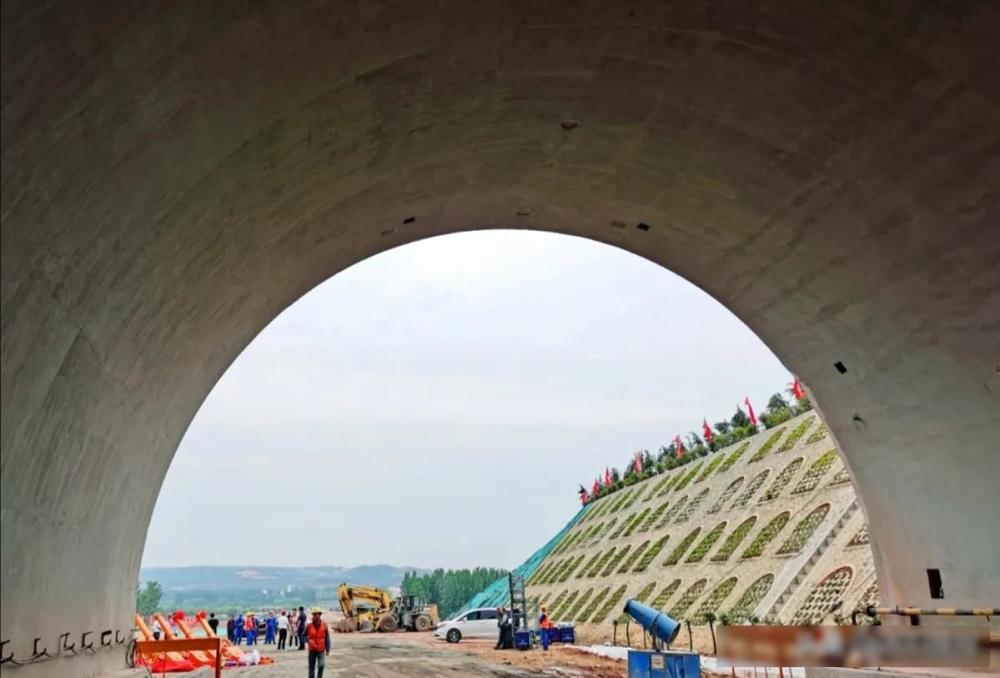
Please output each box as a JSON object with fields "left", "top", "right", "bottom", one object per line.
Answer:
{"left": 224, "top": 632, "right": 625, "bottom": 677}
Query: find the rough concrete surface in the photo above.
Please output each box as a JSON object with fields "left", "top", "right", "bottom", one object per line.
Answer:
{"left": 2, "top": 2, "right": 999, "bottom": 676}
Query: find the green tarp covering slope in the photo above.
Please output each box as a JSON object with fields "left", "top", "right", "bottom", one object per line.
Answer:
{"left": 454, "top": 504, "right": 589, "bottom": 618}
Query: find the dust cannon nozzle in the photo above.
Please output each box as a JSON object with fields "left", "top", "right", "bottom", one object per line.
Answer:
{"left": 622, "top": 599, "right": 681, "bottom": 646}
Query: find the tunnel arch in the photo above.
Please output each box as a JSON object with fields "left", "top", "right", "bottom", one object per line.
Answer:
{"left": 2, "top": 2, "right": 999, "bottom": 675}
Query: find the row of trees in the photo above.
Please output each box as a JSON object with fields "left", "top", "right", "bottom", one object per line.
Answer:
{"left": 401, "top": 567, "right": 509, "bottom": 619}
{"left": 586, "top": 390, "right": 812, "bottom": 501}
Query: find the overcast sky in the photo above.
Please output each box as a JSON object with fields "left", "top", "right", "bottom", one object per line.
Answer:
{"left": 143, "top": 231, "right": 790, "bottom": 570}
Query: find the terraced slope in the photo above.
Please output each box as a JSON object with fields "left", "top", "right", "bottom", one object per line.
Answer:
{"left": 520, "top": 412, "right": 876, "bottom": 644}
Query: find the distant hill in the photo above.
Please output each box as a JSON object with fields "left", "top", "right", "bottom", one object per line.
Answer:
{"left": 141, "top": 564, "right": 429, "bottom": 593}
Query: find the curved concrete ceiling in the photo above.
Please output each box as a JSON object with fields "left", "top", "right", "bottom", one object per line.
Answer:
{"left": 2, "top": 2, "right": 998, "bottom": 675}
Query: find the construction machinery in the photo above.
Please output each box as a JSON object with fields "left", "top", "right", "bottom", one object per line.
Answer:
{"left": 334, "top": 583, "right": 439, "bottom": 633}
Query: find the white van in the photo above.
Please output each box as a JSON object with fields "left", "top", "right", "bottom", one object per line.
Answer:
{"left": 433, "top": 607, "right": 500, "bottom": 643}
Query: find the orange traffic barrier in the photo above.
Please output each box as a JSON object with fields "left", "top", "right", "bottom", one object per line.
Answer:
{"left": 134, "top": 615, "right": 189, "bottom": 667}
{"left": 136, "top": 637, "right": 221, "bottom": 678}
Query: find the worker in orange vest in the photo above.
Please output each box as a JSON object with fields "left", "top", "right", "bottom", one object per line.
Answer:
{"left": 538, "top": 606, "right": 553, "bottom": 651}
{"left": 306, "top": 607, "right": 330, "bottom": 678}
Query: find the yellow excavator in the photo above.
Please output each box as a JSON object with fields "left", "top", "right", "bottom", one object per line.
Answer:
{"left": 334, "top": 583, "right": 439, "bottom": 633}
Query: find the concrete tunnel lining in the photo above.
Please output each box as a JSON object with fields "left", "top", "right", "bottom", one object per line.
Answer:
{"left": 2, "top": 2, "right": 999, "bottom": 675}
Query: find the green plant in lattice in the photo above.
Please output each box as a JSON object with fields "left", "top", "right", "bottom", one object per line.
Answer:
{"left": 578, "top": 587, "right": 610, "bottom": 623}
{"left": 748, "top": 428, "right": 785, "bottom": 463}
{"left": 595, "top": 517, "right": 618, "bottom": 542}
{"left": 550, "top": 558, "right": 574, "bottom": 584}
{"left": 805, "top": 423, "right": 828, "bottom": 445}
{"left": 638, "top": 501, "right": 670, "bottom": 533}
{"left": 697, "top": 454, "right": 726, "bottom": 482}
{"left": 791, "top": 450, "right": 838, "bottom": 494}
{"left": 656, "top": 495, "right": 687, "bottom": 529}
{"left": 828, "top": 467, "right": 852, "bottom": 487}
{"left": 576, "top": 551, "right": 602, "bottom": 579}
{"left": 602, "top": 544, "right": 631, "bottom": 576}
{"left": 553, "top": 589, "right": 579, "bottom": 620}
{"left": 759, "top": 457, "right": 804, "bottom": 502}
{"left": 633, "top": 535, "right": 670, "bottom": 572}
{"left": 707, "top": 477, "right": 744, "bottom": 514}
{"left": 591, "top": 585, "right": 628, "bottom": 623}
{"left": 617, "top": 581, "right": 657, "bottom": 623}
{"left": 674, "top": 487, "right": 710, "bottom": 523}
{"left": 566, "top": 588, "right": 594, "bottom": 621}
{"left": 728, "top": 574, "right": 774, "bottom": 621}
{"left": 559, "top": 555, "right": 587, "bottom": 582}
{"left": 712, "top": 516, "right": 757, "bottom": 562}
{"left": 609, "top": 513, "right": 636, "bottom": 539}
{"left": 650, "top": 579, "right": 682, "bottom": 611}
{"left": 692, "top": 577, "right": 738, "bottom": 623}
{"left": 741, "top": 512, "right": 790, "bottom": 559}
{"left": 621, "top": 508, "right": 651, "bottom": 538}
{"left": 673, "top": 462, "right": 704, "bottom": 493}
{"left": 547, "top": 589, "right": 569, "bottom": 615}
{"left": 685, "top": 522, "right": 727, "bottom": 563}
{"left": 587, "top": 548, "right": 616, "bottom": 577}
{"left": 777, "top": 503, "right": 830, "bottom": 555}
{"left": 533, "top": 559, "right": 557, "bottom": 585}
{"left": 663, "top": 527, "right": 701, "bottom": 566}
{"left": 777, "top": 417, "right": 815, "bottom": 453}
{"left": 620, "top": 488, "right": 643, "bottom": 511}
{"left": 669, "top": 579, "right": 708, "bottom": 619}
{"left": 618, "top": 541, "right": 650, "bottom": 572}
{"left": 718, "top": 442, "right": 751, "bottom": 473}
{"left": 790, "top": 567, "right": 852, "bottom": 625}
{"left": 656, "top": 473, "right": 679, "bottom": 497}
{"left": 730, "top": 470, "right": 770, "bottom": 509}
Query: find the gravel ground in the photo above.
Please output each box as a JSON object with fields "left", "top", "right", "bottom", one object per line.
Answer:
{"left": 219, "top": 632, "right": 626, "bottom": 677}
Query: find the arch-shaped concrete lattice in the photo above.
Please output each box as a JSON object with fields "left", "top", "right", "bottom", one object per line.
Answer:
{"left": 633, "top": 535, "right": 671, "bottom": 573}
{"left": 669, "top": 579, "right": 709, "bottom": 620}
{"left": 708, "top": 477, "right": 745, "bottom": 514}
{"left": 657, "top": 496, "right": 688, "bottom": 530}
{"left": 777, "top": 504, "right": 831, "bottom": 555}
{"left": 791, "top": 567, "right": 854, "bottom": 625}
{"left": 731, "top": 470, "right": 771, "bottom": 509}
{"left": 619, "top": 541, "right": 651, "bottom": 573}
{"left": 792, "top": 450, "right": 839, "bottom": 495}
{"left": 638, "top": 501, "right": 671, "bottom": 533}
{"left": 693, "top": 577, "right": 739, "bottom": 622}
{"left": 759, "top": 457, "right": 805, "bottom": 503}
{"left": 663, "top": 527, "right": 702, "bottom": 566}
{"left": 748, "top": 429, "right": 786, "bottom": 464}
{"left": 675, "top": 487, "right": 712, "bottom": 524}
{"left": 742, "top": 512, "right": 791, "bottom": 559}
{"left": 686, "top": 522, "right": 728, "bottom": 563}
{"left": 712, "top": 516, "right": 759, "bottom": 562}
{"left": 717, "top": 442, "right": 752, "bottom": 474}
{"left": 729, "top": 574, "right": 776, "bottom": 621}
{"left": 650, "top": 580, "right": 684, "bottom": 612}
{"left": 592, "top": 585, "right": 629, "bottom": 624}
{"left": 777, "top": 417, "right": 818, "bottom": 453}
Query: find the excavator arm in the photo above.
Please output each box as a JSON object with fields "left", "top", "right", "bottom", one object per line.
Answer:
{"left": 336, "top": 583, "right": 393, "bottom": 619}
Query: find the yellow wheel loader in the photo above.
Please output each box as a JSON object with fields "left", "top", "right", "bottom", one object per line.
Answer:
{"left": 334, "top": 583, "right": 439, "bottom": 633}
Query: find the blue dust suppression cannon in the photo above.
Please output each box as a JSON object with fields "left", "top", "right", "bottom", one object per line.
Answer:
{"left": 622, "top": 599, "right": 700, "bottom": 678}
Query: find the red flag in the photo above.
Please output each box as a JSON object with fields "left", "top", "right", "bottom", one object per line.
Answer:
{"left": 604, "top": 467, "right": 612, "bottom": 486}
{"left": 744, "top": 397, "right": 758, "bottom": 429}
{"left": 792, "top": 377, "right": 806, "bottom": 401}
{"left": 674, "top": 435, "right": 685, "bottom": 457}
{"left": 634, "top": 451, "right": 643, "bottom": 474}
{"left": 702, "top": 418, "right": 713, "bottom": 442}
{"left": 580, "top": 490, "right": 590, "bottom": 505}
{"left": 592, "top": 479, "right": 600, "bottom": 495}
